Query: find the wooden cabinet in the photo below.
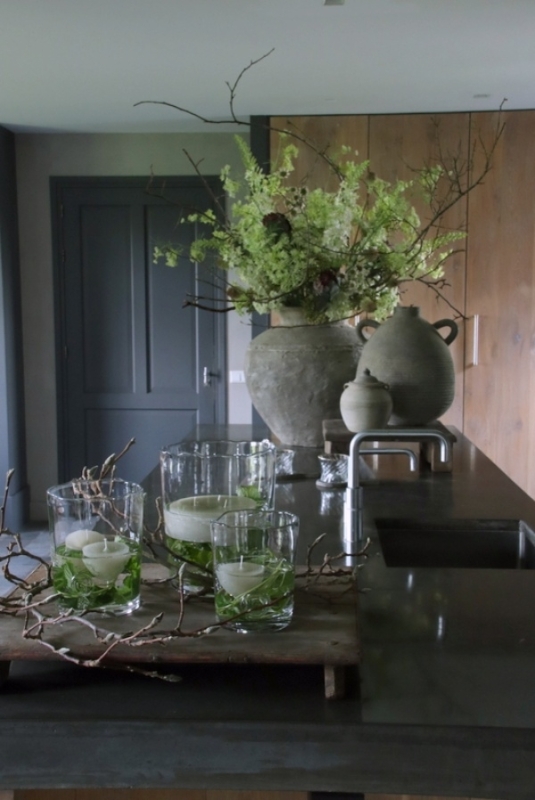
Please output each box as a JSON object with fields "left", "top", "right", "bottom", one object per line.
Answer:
{"left": 464, "top": 110, "right": 535, "bottom": 499}
{"left": 271, "top": 110, "right": 535, "bottom": 502}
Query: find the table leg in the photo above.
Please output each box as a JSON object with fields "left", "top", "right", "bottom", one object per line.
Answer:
{"left": 0, "top": 661, "right": 11, "bottom": 687}
{"left": 324, "top": 665, "right": 346, "bottom": 699}
{"left": 309, "top": 793, "right": 364, "bottom": 800}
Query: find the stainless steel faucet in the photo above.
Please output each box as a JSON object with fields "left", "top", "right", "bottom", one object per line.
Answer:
{"left": 343, "top": 428, "right": 451, "bottom": 553}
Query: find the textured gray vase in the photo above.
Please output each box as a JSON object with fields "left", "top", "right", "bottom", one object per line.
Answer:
{"left": 355, "top": 306, "right": 458, "bottom": 426}
{"left": 245, "top": 308, "right": 361, "bottom": 447}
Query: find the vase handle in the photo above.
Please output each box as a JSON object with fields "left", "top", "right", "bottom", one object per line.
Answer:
{"left": 355, "top": 318, "right": 380, "bottom": 345}
{"left": 433, "top": 318, "right": 458, "bottom": 346}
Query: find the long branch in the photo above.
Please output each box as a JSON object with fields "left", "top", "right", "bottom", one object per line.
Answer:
{"left": 0, "top": 469, "right": 15, "bottom": 534}
{"left": 135, "top": 49, "right": 345, "bottom": 178}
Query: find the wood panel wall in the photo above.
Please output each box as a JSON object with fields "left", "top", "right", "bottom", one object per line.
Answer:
{"left": 464, "top": 110, "right": 535, "bottom": 498}
{"left": 272, "top": 110, "right": 535, "bottom": 501}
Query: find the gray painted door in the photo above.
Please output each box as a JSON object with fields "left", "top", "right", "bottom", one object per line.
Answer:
{"left": 53, "top": 177, "right": 226, "bottom": 483}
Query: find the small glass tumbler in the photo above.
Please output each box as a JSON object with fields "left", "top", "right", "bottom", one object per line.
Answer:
{"left": 47, "top": 479, "right": 144, "bottom": 615}
{"left": 275, "top": 448, "right": 295, "bottom": 480}
{"left": 210, "top": 509, "right": 299, "bottom": 633}
{"left": 160, "top": 440, "right": 277, "bottom": 595}
{"left": 316, "top": 454, "right": 349, "bottom": 488}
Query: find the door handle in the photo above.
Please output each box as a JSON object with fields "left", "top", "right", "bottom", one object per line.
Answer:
{"left": 203, "top": 367, "right": 214, "bottom": 387}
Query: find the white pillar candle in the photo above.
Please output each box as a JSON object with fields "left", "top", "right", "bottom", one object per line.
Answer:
{"left": 164, "top": 495, "right": 256, "bottom": 543}
{"left": 216, "top": 560, "right": 265, "bottom": 597}
{"left": 65, "top": 529, "right": 105, "bottom": 550}
{"left": 82, "top": 539, "right": 130, "bottom": 582}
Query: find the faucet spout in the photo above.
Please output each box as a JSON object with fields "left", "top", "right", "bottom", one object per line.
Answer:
{"left": 343, "top": 427, "right": 451, "bottom": 554}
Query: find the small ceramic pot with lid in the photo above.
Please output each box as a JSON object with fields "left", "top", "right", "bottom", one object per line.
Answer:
{"left": 340, "top": 368, "right": 393, "bottom": 433}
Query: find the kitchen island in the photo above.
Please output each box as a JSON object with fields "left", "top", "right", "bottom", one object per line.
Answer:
{"left": 2, "top": 426, "right": 535, "bottom": 799}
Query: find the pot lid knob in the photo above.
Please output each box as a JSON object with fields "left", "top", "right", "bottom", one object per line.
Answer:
{"left": 353, "top": 368, "right": 390, "bottom": 390}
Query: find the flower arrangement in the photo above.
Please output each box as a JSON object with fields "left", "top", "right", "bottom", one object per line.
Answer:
{"left": 154, "top": 135, "right": 468, "bottom": 324}
{"left": 143, "top": 48, "right": 503, "bottom": 326}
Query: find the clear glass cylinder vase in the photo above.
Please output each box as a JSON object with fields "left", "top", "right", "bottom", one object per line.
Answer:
{"left": 160, "top": 440, "right": 277, "bottom": 595}
{"left": 47, "top": 479, "right": 144, "bottom": 615}
{"left": 211, "top": 509, "right": 299, "bottom": 633}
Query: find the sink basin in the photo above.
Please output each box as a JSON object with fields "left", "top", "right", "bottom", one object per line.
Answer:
{"left": 376, "top": 518, "right": 535, "bottom": 569}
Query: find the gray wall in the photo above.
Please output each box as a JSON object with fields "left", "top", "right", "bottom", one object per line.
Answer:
{"left": 15, "top": 132, "right": 252, "bottom": 521}
{"left": 0, "top": 126, "right": 27, "bottom": 528}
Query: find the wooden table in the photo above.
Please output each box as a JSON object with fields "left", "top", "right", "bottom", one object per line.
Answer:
{"left": 0, "top": 567, "right": 359, "bottom": 700}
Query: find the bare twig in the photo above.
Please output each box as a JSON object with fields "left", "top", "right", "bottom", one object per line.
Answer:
{"left": 134, "top": 50, "right": 275, "bottom": 126}
{"left": 80, "top": 437, "right": 136, "bottom": 485}
{"left": 0, "top": 468, "right": 15, "bottom": 534}
{"left": 135, "top": 49, "right": 346, "bottom": 178}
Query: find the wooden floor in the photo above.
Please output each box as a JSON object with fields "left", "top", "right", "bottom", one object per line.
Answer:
{"left": 2, "top": 791, "right": 495, "bottom": 800}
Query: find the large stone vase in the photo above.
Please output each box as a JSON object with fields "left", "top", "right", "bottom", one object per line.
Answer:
{"left": 355, "top": 305, "right": 458, "bottom": 426}
{"left": 245, "top": 308, "right": 361, "bottom": 447}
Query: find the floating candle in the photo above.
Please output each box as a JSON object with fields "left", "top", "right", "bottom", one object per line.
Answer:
{"left": 216, "top": 559, "right": 266, "bottom": 597}
{"left": 164, "top": 495, "right": 256, "bottom": 543}
{"left": 65, "top": 529, "right": 105, "bottom": 550}
{"left": 82, "top": 539, "right": 130, "bottom": 582}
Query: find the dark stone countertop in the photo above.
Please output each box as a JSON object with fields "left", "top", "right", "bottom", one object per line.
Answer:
{"left": 3, "top": 425, "right": 535, "bottom": 798}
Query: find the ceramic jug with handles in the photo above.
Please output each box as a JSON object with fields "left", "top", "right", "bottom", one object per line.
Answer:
{"left": 355, "top": 305, "right": 458, "bottom": 426}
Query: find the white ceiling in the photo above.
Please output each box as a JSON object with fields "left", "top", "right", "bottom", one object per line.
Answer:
{"left": 1, "top": 0, "right": 534, "bottom": 134}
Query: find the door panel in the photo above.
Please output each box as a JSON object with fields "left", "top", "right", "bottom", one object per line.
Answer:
{"left": 54, "top": 178, "right": 226, "bottom": 483}
{"left": 146, "top": 204, "right": 198, "bottom": 397}
{"left": 81, "top": 204, "right": 135, "bottom": 393}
